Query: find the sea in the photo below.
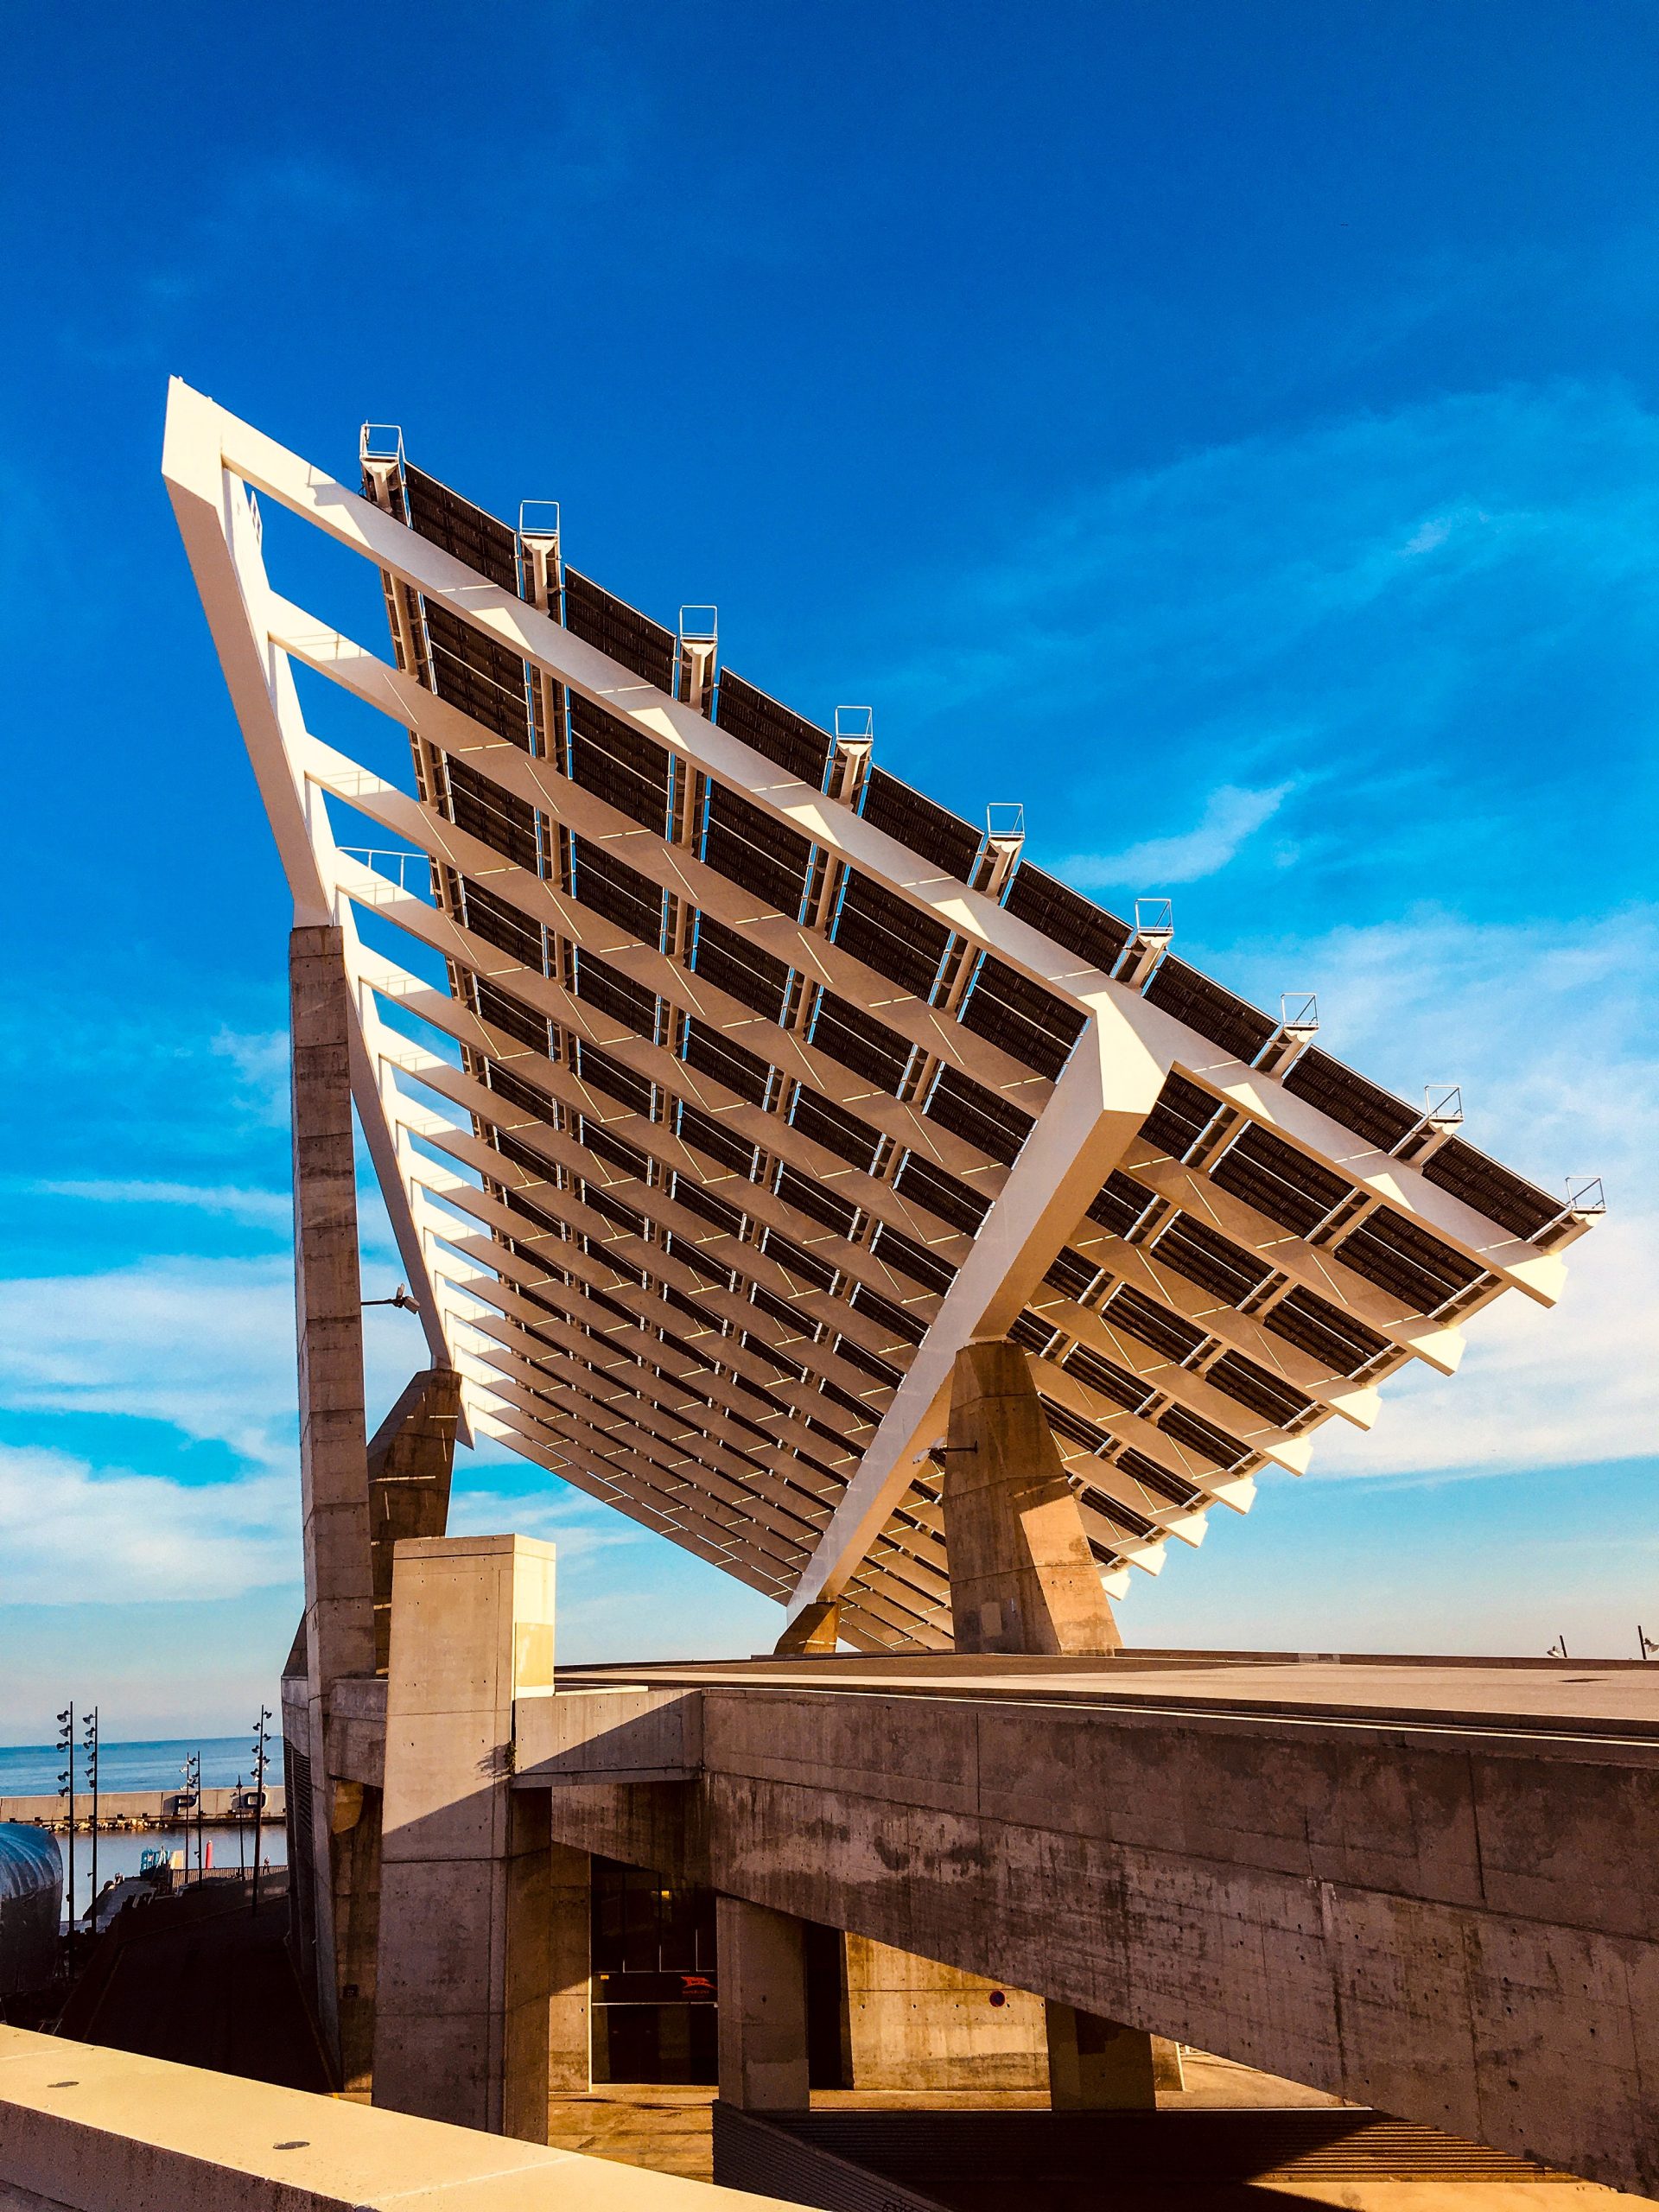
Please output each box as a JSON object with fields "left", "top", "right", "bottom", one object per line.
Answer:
{"left": 0, "top": 1738, "right": 289, "bottom": 1923}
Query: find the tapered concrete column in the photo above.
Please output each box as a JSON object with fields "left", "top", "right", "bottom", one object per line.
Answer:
{"left": 548, "top": 1840, "right": 592, "bottom": 2094}
{"left": 1046, "top": 2003, "right": 1184, "bottom": 2108}
{"left": 373, "top": 1535, "right": 557, "bottom": 2139}
{"left": 367, "top": 1368, "right": 463, "bottom": 1675}
{"left": 942, "top": 1338, "right": 1119, "bottom": 1657}
{"left": 289, "top": 924, "right": 377, "bottom": 2084}
{"left": 715, "top": 1897, "right": 810, "bottom": 2113}
{"left": 773, "top": 1600, "right": 840, "bottom": 1656}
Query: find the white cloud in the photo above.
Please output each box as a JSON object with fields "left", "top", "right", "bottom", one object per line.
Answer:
{"left": 1058, "top": 780, "right": 1295, "bottom": 889}
{"left": 37, "top": 1180, "right": 290, "bottom": 1230}
{"left": 0, "top": 1445, "right": 296, "bottom": 1605}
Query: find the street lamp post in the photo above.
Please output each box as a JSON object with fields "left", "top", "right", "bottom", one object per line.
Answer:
{"left": 251, "top": 1707, "right": 270, "bottom": 1916}
{"left": 180, "top": 1750, "right": 201, "bottom": 1885}
{"left": 83, "top": 1708, "right": 99, "bottom": 1933}
{"left": 55, "top": 1705, "right": 74, "bottom": 1960}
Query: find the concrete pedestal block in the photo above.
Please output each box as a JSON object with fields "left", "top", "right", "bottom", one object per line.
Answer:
{"left": 547, "top": 1840, "right": 592, "bottom": 2096}
{"left": 716, "top": 1897, "right": 810, "bottom": 2112}
{"left": 1046, "top": 2002, "right": 1183, "bottom": 2108}
{"left": 846, "top": 1935, "right": 1046, "bottom": 2091}
{"left": 372, "top": 1535, "right": 557, "bottom": 2139}
{"left": 943, "top": 1339, "right": 1119, "bottom": 1657}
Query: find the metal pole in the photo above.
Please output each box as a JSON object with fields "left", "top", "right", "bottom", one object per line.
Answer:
{"left": 84, "top": 1708, "right": 99, "bottom": 1933}
{"left": 56, "top": 1704, "right": 74, "bottom": 1963}
{"left": 251, "top": 1707, "right": 270, "bottom": 1916}
{"left": 238, "top": 1777, "right": 246, "bottom": 1878}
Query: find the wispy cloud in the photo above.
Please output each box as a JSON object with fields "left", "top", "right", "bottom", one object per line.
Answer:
{"left": 1058, "top": 779, "right": 1295, "bottom": 889}
{"left": 36, "top": 1180, "right": 289, "bottom": 1230}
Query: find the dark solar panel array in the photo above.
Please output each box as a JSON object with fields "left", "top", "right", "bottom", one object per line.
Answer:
{"left": 562, "top": 568, "right": 677, "bottom": 694}
{"left": 832, "top": 871, "right": 950, "bottom": 1000}
{"left": 1085, "top": 1170, "right": 1157, "bottom": 1238}
{"left": 1209, "top": 1122, "right": 1350, "bottom": 1239}
{"left": 1143, "top": 956, "right": 1276, "bottom": 1066}
{"left": 582, "top": 1120, "right": 652, "bottom": 1183}
{"left": 1105, "top": 1285, "right": 1207, "bottom": 1364}
{"left": 850, "top": 1283, "right": 927, "bottom": 1347}
{"left": 1116, "top": 1448, "right": 1204, "bottom": 1510}
{"left": 1153, "top": 1215, "right": 1273, "bottom": 1306}
{"left": 424, "top": 606, "right": 531, "bottom": 750}
{"left": 713, "top": 670, "right": 832, "bottom": 787}
{"left": 960, "top": 955, "right": 1086, "bottom": 1079}
{"left": 569, "top": 836, "right": 666, "bottom": 946}
{"left": 810, "top": 993, "right": 913, "bottom": 1092}
{"left": 681, "top": 1019, "right": 774, "bottom": 1108}
{"left": 1263, "top": 1285, "right": 1389, "bottom": 1376}
{"left": 677, "top": 1103, "right": 760, "bottom": 1182}
{"left": 444, "top": 758, "right": 542, "bottom": 874}
{"left": 1157, "top": 1402, "right": 1249, "bottom": 1471}
{"left": 482, "top": 1057, "right": 555, "bottom": 1122}
{"left": 473, "top": 976, "right": 550, "bottom": 1058}
{"left": 791, "top": 1087, "right": 882, "bottom": 1173}
{"left": 1001, "top": 866, "right": 1130, "bottom": 975}
{"left": 567, "top": 693, "right": 671, "bottom": 832}
{"left": 702, "top": 782, "right": 812, "bottom": 917}
{"left": 763, "top": 1230, "right": 840, "bottom": 1295}
{"left": 575, "top": 1039, "right": 656, "bottom": 1117}
{"left": 461, "top": 878, "right": 544, "bottom": 971}
{"left": 1281, "top": 1046, "right": 1418, "bottom": 1154}
{"left": 583, "top": 1183, "right": 649, "bottom": 1241}
{"left": 870, "top": 1224, "right": 957, "bottom": 1296}
{"left": 491, "top": 1128, "right": 552, "bottom": 1186}
{"left": 1206, "top": 1350, "right": 1314, "bottom": 1427}
{"left": 1008, "top": 1309, "right": 1058, "bottom": 1356}
{"left": 1335, "top": 1207, "right": 1484, "bottom": 1315}
{"left": 1421, "top": 1136, "right": 1559, "bottom": 1241}
{"left": 777, "top": 1164, "right": 859, "bottom": 1239}
{"left": 691, "top": 915, "right": 791, "bottom": 1022}
{"left": 1042, "top": 1397, "right": 1112, "bottom": 1455}
{"left": 1043, "top": 1246, "right": 1101, "bottom": 1302}
{"left": 403, "top": 464, "right": 520, "bottom": 593}
{"left": 923, "top": 1065, "right": 1033, "bottom": 1165}
{"left": 860, "top": 766, "right": 982, "bottom": 882}
{"left": 1078, "top": 1486, "right": 1157, "bottom": 1542}
{"left": 672, "top": 1173, "right": 747, "bottom": 1236}
{"left": 572, "top": 950, "right": 659, "bottom": 1039}
{"left": 892, "top": 1154, "right": 989, "bottom": 1235}
{"left": 1140, "top": 1073, "right": 1219, "bottom": 1162}
{"left": 1062, "top": 1342, "right": 1151, "bottom": 1413}
{"left": 836, "top": 1337, "right": 903, "bottom": 1389}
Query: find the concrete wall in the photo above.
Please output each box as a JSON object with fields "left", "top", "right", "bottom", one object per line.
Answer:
{"left": 843, "top": 1934, "right": 1046, "bottom": 2091}
{"left": 0, "top": 1792, "right": 286, "bottom": 1827}
{"left": 521, "top": 1679, "right": 1659, "bottom": 2196}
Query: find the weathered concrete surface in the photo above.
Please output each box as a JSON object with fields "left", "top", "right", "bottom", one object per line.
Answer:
{"left": 374, "top": 1535, "right": 557, "bottom": 2139}
{"left": 518, "top": 1655, "right": 1659, "bottom": 2196}
{"left": 0, "top": 2027, "right": 788, "bottom": 2209}
{"left": 943, "top": 1340, "right": 1118, "bottom": 1658}
{"left": 844, "top": 1934, "right": 1046, "bottom": 2091}
{"left": 715, "top": 1897, "right": 810, "bottom": 2112}
{"left": 367, "top": 1369, "right": 462, "bottom": 1675}
{"left": 1046, "top": 2002, "right": 1184, "bottom": 2107}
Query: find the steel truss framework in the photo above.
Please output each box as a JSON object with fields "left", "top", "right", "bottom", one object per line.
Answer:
{"left": 163, "top": 381, "right": 1602, "bottom": 1651}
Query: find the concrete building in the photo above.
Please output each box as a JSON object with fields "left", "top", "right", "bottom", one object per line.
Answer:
{"left": 151, "top": 383, "right": 1651, "bottom": 2209}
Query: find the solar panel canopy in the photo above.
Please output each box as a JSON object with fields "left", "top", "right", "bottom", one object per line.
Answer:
{"left": 163, "top": 383, "right": 1603, "bottom": 1652}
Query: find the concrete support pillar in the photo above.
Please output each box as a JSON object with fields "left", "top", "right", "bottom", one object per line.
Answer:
{"left": 289, "top": 924, "right": 377, "bottom": 2085}
{"left": 1046, "top": 2003, "right": 1185, "bottom": 2108}
{"left": 547, "top": 1841, "right": 592, "bottom": 2095}
{"left": 942, "top": 1338, "right": 1120, "bottom": 1657}
{"left": 367, "top": 1368, "right": 463, "bottom": 1675}
{"left": 372, "top": 1535, "right": 558, "bottom": 2139}
{"left": 715, "top": 1897, "right": 810, "bottom": 2113}
{"left": 773, "top": 1599, "right": 840, "bottom": 1656}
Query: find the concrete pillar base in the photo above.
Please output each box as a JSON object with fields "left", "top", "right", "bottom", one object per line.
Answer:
{"left": 716, "top": 1897, "right": 810, "bottom": 2113}
{"left": 774, "top": 1601, "right": 840, "bottom": 1656}
{"left": 1046, "top": 2003, "right": 1183, "bottom": 2108}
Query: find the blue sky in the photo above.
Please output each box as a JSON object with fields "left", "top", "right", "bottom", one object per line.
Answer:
{"left": 2, "top": 2, "right": 1656, "bottom": 1739}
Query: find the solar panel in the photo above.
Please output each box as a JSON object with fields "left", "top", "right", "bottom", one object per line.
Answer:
{"left": 713, "top": 669, "right": 832, "bottom": 787}
{"left": 473, "top": 975, "right": 551, "bottom": 1058}
{"left": 691, "top": 914, "right": 791, "bottom": 1023}
{"left": 581, "top": 1182, "right": 651, "bottom": 1242}
{"left": 1152, "top": 1215, "right": 1274, "bottom": 1306}
{"left": 461, "top": 877, "right": 544, "bottom": 971}
{"left": 835, "top": 1338, "right": 904, "bottom": 1389}
{"left": 491, "top": 1128, "right": 554, "bottom": 1186}
{"left": 582, "top": 1121, "right": 652, "bottom": 1182}
{"left": 423, "top": 604, "right": 532, "bottom": 750}
{"left": 569, "top": 836, "right": 666, "bottom": 947}
{"left": 1043, "top": 1246, "right": 1101, "bottom": 1301}
{"left": 575, "top": 1040, "right": 656, "bottom": 1117}
{"left": 1114, "top": 1448, "right": 1204, "bottom": 1510}
{"left": 680, "top": 1019, "right": 774, "bottom": 1108}
{"left": 1156, "top": 1402, "right": 1249, "bottom": 1471}
{"left": 1421, "top": 1135, "right": 1560, "bottom": 1241}
{"left": 1104, "top": 1285, "right": 1207, "bottom": 1364}
{"left": 832, "top": 871, "right": 950, "bottom": 1000}
{"left": 810, "top": 992, "right": 914, "bottom": 1092}
{"left": 762, "top": 1230, "right": 840, "bottom": 1295}
{"left": 1085, "top": 1170, "right": 1157, "bottom": 1237}
{"left": 1077, "top": 1486, "right": 1157, "bottom": 1541}
{"left": 1263, "top": 1285, "right": 1389, "bottom": 1376}
{"left": 481, "top": 1058, "right": 556, "bottom": 1122}
{"left": 444, "top": 758, "right": 543, "bottom": 874}
{"left": 892, "top": 1153, "right": 990, "bottom": 1235}
{"left": 1008, "top": 1309, "right": 1058, "bottom": 1356}
{"left": 562, "top": 568, "right": 677, "bottom": 693}
{"left": 776, "top": 1164, "right": 859, "bottom": 1239}
{"left": 923, "top": 1065, "right": 1033, "bottom": 1165}
{"left": 1061, "top": 1342, "right": 1152, "bottom": 1412}
{"left": 702, "top": 781, "right": 813, "bottom": 917}
{"left": 567, "top": 692, "right": 671, "bottom": 833}
{"left": 671, "top": 1175, "right": 747, "bottom": 1237}
{"left": 790, "top": 1087, "right": 882, "bottom": 1173}
{"left": 677, "top": 1103, "right": 760, "bottom": 1182}
{"left": 1335, "top": 1206, "right": 1484, "bottom": 1314}
{"left": 1139, "top": 1072, "right": 1221, "bottom": 1162}
{"left": 571, "top": 950, "right": 659, "bottom": 1039}
{"left": 1041, "top": 1397, "right": 1113, "bottom": 1455}
{"left": 1208, "top": 1122, "right": 1351, "bottom": 1238}
{"left": 1205, "top": 1350, "right": 1314, "bottom": 1427}
{"left": 959, "top": 955, "right": 1086, "bottom": 1079}
{"left": 1143, "top": 956, "right": 1276, "bottom": 1066}
{"left": 403, "top": 464, "right": 520, "bottom": 593}
{"left": 850, "top": 1283, "right": 928, "bottom": 1348}
{"left": 860, "top": 766, "right": 982, "bottom": 882}
{"left": 1281, "top": 1046, "right": 1418, "bottom": 1154}
{"left": 1002, "top": 865, "right": 1130, "bottom": 974}
{"left": 869, "top": 1224, "right": 957, "bottom": 1296}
